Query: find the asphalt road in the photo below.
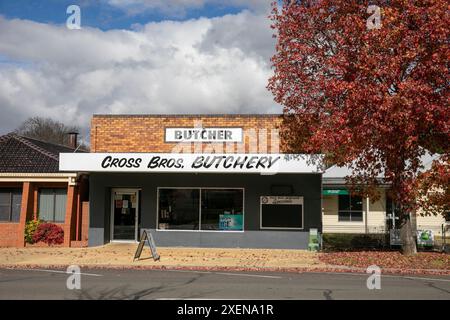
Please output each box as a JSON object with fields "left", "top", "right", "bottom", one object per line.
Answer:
{"left": 0, "top": 268, "right": 449, "bottom": 300}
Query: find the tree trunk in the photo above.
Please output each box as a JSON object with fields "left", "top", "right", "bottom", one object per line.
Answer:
{"left": 400, "top": 213, "right": 417, "bottom": 255}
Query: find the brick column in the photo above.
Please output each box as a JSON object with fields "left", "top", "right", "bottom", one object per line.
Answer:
{"left": 64, "top": 185, "right": 77, "bottom": 247}
{"left": 81, "top": 201, "right": 89, "bottom": 246}
{"left": 17, "top": 182, "right": 34, "bottom": 247}
{"left": 32, "top": 187, "right": 38, "bottom": 220}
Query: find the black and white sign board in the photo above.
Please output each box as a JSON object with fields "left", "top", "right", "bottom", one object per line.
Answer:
{"left": 165, "top": 127, "right": 243, "bottom": 142}
{"left": 260, "top": 196, "right": 304, "bottom": 230}
{"left": 134, "top": 230, "right": 160, "bottom": 262}
{"left": 59, "top": 153, "right": 323, "bottom": 174}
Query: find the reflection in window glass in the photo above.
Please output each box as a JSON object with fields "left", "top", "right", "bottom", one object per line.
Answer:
{"left": 158, "top": 188, "right": 245, "bottom": 231}
{"left": 338, "top": 194, "right": 350, "bottom": 211}
{"left": 158, "top": 189, "right": 199, "bottom": 230}
{"left": 350, "top": 196, "right": 363, "bottom": 211}
{"left": 38, "top": 189, "right": 67, "bottom": 223}
{"left": 0, "top": 189, "right": 22, "bottom": 222}
{"left": 0, "top": 191, "right": 10, "bottom": 221}
{"left": 201, "top": 189, "right": 243, "bottom": 231}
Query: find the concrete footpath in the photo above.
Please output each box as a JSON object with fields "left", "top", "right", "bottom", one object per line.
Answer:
{"left": 0, "top": 243, "right": 449, "bottom": 276}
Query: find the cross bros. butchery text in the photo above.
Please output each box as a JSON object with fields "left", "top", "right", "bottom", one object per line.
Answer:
{"left": 101, "top": 155, "right": 281, "bottom": 170}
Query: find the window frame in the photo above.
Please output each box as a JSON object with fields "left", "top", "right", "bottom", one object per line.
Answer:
{"left": 156, "top": 187, "right": 245, "bottom": 233}
{"left": 0, "top": 188, "right": 22, "bottom": 223}
{"left": 337, "top": 194, "right": 364, "bottom": 222}
{"left": 38, "top": 188, "right": 67, "bottom": 223}
{"left": 259, "top": 196, "right": 304, "bottom": 230}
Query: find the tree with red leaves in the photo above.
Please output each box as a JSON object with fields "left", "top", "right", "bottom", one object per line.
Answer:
{"left": 268, "top": 0, "right": 449, "bottom": 255}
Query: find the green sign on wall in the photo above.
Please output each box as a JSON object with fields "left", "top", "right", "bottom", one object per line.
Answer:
{"left": 322, "top": 189, "right": 349, "bottom": 196}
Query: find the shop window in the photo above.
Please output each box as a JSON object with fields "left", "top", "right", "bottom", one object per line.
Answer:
{"left": 38, "top": 188, "right": 67, "bottom": 223}
{"left": 201, "top": 189, "right": 244, "bottom": 231}
{"left": 0, "top": 189, "right": 22, "bottom": 222}
{"left": 157, "top": 188, "right": 244, "bottom": 231}
{"left": 260, "top": 196, "right": 303, "bottom": 229}
{"left": 338, "top": 194, "right": 363, "bottom": 222}
{"left": 158, "top": 189, "right": 200, "bottom": 230}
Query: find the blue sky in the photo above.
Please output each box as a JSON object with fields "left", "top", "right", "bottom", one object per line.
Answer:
{"left": 0, "top": 0, "right": 250, "bottom": 29}
{"left": 0, "top": 1, "right": 278, "bottom": 140}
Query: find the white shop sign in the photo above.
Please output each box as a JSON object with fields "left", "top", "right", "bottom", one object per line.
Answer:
{"left": 165, "top": 127, "right": 242, "bottom": 142}
{"left": 59, "top": 153, "right": 323, "bottom": 174}
{"left": 261, "top": 196, "right": 304, "bottom": 205}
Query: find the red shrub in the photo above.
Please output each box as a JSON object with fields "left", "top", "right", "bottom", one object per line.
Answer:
{"left": 32, "top": 223, "right": 64, "bottom": 245}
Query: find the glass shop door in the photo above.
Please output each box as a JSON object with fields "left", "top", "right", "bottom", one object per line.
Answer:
{"left": 111, "top": 189, "right": 139, "bottom": 241}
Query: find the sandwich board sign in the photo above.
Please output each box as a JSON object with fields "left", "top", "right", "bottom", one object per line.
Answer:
{"left": 134, "top": 230, "right": 160, "bottom": 261}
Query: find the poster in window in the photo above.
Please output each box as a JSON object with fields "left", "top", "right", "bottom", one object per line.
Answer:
{"left": 130, "top": 194, "right": 136, "bottom": 208}
{"left": 115, "top": 200, "right": 123, "bottom": 208}
{"left": 219, "top": 214, "right": 243, "bottom": 231}
{"left": 123, "top": 200, "right": 129, "bottom": 208}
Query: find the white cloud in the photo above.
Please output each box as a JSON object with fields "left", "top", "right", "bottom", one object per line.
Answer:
{"left": 0, "top": 11, "right": 279, "bottom": 137}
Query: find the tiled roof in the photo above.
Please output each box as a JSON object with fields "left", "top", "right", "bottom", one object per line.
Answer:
{"left": 0, "top": 133, "right": 79, "bottom": 173}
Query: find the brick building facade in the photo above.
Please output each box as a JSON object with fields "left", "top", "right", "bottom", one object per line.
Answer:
{"left": 61, "top": 114, "right": 322, "bottom": 249}
{"left": 90, "top": 114, "right": 283, "bottom": 153}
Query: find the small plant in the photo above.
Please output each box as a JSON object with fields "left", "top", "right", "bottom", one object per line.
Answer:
{"left": 25, "top": 220, "right": 43, "bottom": 244}
{"left": 32, "top": 223, "right": 64, "bottom": 245}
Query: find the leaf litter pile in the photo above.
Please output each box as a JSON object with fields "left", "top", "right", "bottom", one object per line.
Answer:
{"left": 319, "top": 251, "right": 450, "bottom": 270}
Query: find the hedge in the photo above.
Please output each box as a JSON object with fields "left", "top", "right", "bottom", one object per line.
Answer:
{"left": 322, "top": 233, "right": 389, "bottom": 251}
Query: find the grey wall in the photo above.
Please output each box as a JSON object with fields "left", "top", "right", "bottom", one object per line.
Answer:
{"left": 143, "top": 229, "right": 311, "bottom": 249}
{"left": 89, "top": 173, "right": 322, "bottom": 248}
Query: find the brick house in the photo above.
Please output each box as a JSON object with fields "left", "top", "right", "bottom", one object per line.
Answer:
{"left": 0, "top": 133, "right": 89, "bottom": 247}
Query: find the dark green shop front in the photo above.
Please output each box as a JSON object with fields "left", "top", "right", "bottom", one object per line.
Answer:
{"left": 88, "top": 172, "right": 322, "bottom": 249}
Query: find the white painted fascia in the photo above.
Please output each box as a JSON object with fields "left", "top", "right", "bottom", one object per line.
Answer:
{"left": 0, "top": 172, "right": 78, "bottom": 185}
